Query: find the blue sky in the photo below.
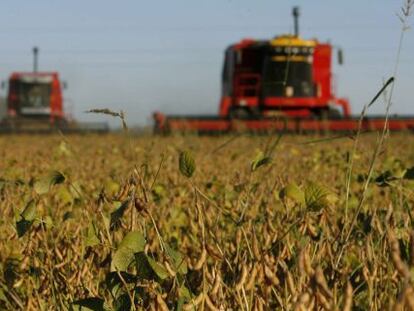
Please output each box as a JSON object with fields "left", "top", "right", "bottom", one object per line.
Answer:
{"left": 0, "top": 1, "right": 413, "bottom": 127}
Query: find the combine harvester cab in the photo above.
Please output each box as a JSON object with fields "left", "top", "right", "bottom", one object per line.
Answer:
{"left": 154, "top": 7, "right": 414, "bottom": 134}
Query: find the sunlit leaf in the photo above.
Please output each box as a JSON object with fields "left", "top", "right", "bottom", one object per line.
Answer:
{"left": 20, "top": 200, "right": 37, "bottom": 221}
{"left": 43, "top": 216, "right": 54, "bottom": 230}
{"left": 70, "top": 181, "right": 83, "bottom": 200}
{"left": 57, "top": 141, "right": 72, "bottom": 157}
{"left": 152, "top": 184, "right": 166, "bottom": 202}
{"left": 304, "top": 183, "right": 336, "bottom": 212}
{"left": 0, "top": 287, "right": 7, "bottom": 303}
{"left": 251, "top": 151, "right": 271, "bottom": 172}
{"left": 102, "top": 214, "right": 110, "bottom": 232}
{"left": 147, "top": 256, "right": 169, "bottom": 280}
{"left": 279, "top": 183, "right": 305, "bottom": 205}
{"left": 34, "top": 171, "right": 65, "bottom": 195}
{"left": 177, "top": 285, "right": 192, "bottom": 310}
{"left": 85, "top": 222, "right": 100, "bottom": 248}
{"left": 16, "top": 200, "right": 38, "bottom": 237}
{"left": 104, "top": 180, "right": 120, "bottom": 196}
{"left": 165, "top": 244, "right": 187, "bottom": 275}
{"left": 57, "top": 187, "right": 73, "bottom": 205}
{"left": 111, "top": 231, "right": 146, "bottom": 271}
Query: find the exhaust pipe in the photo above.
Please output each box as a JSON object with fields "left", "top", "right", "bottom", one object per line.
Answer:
{"left": 292, "top": 7, "right": 300, "bottom": 37}
{"left": 33, "top": 46, "right": 39, "bottom": 73}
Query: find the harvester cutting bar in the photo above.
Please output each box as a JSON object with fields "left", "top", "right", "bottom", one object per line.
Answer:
{"left": 153, "top": 112, "right": 414, "bottom": 134}
{"left": 0, "top": 122, "right": 109, "bottom": 134}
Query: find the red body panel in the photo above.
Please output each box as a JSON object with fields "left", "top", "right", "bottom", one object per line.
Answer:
{"left": 219, "top": 96, "right": 232, "bottom": 117}
{"left": 313, "top": 44, "right": 332, "bottom": 99}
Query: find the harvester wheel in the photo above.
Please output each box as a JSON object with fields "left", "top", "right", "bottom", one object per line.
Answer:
{"left": 55, "top": 118, "right": 69, "bottom": 129}
{"left": 314, "top": 108, "right": 341, "bottom": 120}
{"left": 327, "top": 108, "right": 341, "bottom": 119}
{"left": 229, "top": 108, "right": 250, "bottom": 120}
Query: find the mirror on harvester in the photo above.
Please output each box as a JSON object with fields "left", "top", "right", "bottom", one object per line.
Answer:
{"left": 338, "top": 48, "right": 344, "bottom": 65}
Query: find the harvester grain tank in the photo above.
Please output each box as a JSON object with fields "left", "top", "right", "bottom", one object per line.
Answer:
{"left": 153, "top": 7, "right": 414, "bottom": 133}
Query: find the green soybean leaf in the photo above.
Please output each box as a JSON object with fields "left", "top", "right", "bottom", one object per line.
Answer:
{"left": 134, "top": 252, "right": 170, "bottom": 281}
{"left": 0, "top": 288, "right": 7, "bottom": 303}
{"left": 135, "top": 252, "right": 155, "bottom": 280}
{"left": 57, "top": 186, "right": 74, "bottom": 205}
{"left": 179, "top": 150, "right": 195, "bottom": 178}
{"left": 251, "top": 151, "right": 271, "bottom": 172}
{"left": 111, "top": 231, "right": 146, "bottom": 272}
{"left": 113, "top": 294, "right": 131, "bottom": 311}
{"left": 165, "top": 244, "right": 188, "bottom": 275}
{"left": 34, "top": 179, "right": 50, "bottom": 195}
{"left": 375, "top": 170, "right": 399, "bottom": 187}
{"left": 0, "top": 286, "right": 7, "bottom": 302}
{"left": 110, "top": 200, "right": 129, "bottom": 230}
{"left": 102, "top": 214, "right": 110, "bottom": 232}
{"left": 279, "top": 183, "right": 305, "bottom": 205}
{"left": 105, "top": 272, "right": 136, "bottom": 301}
{"left": 57, "top": 141, "right": 72, "bottom": 157}
{"left": 111, "top": 244, "right": 136, "bottom": 272}
{"left": 70, "top": 181, "right": 83, "bottom": 200}
{"left": 304, "top": 183, "right": 336, "bottom": 212}
{"left": 177, "top": 285, "right": 192, "bottom": 310}
{"left": 34, "top": 171, "right": 65, "bottom": 195}
{"left": 16, "top": 200, "right": 38, "bottom": 237}
{"left": 85, "top": 222, "right": 100, "bottom": 248}
{"left": 20, "top": 200, "right": 37, "bottom": 221}
{"left": 404, "top": 167, "right": 414, "bottom": 180}
{"left": 71, "top": 297, "right": 111, "bottom": 311}
{"left": 43, "top": 216, "right": 54, "bottom": 230}
{"left": 147, "top": 256, "right": 169, "bottom": 280}
{"left": 4, "top": 259, "right": 19, "bottom": 287}
{"left": 152, "top": 184, "right": 166, "bottom": 202}
{"left": 16, "top": 219, "right": 32, "bottom": 238}
{"left": 118, "top": 231, "right": 146, "bottom": 250}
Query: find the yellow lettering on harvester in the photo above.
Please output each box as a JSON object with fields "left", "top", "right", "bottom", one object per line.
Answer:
{"left": 270, "top": 35, "right": 317, "bottom": 47}
{"left": 272, "top": 55, "right": 312, "bottom": 62}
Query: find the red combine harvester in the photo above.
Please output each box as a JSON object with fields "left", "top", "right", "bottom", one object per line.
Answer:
{"left": 6, "top": 72, "right": 65, "bottom": 124}
{"left": 154, "top": 7, "right": 414, "bottom": 134}
{"left": 0, "top": 47, "right": 108, "bottom": 133}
